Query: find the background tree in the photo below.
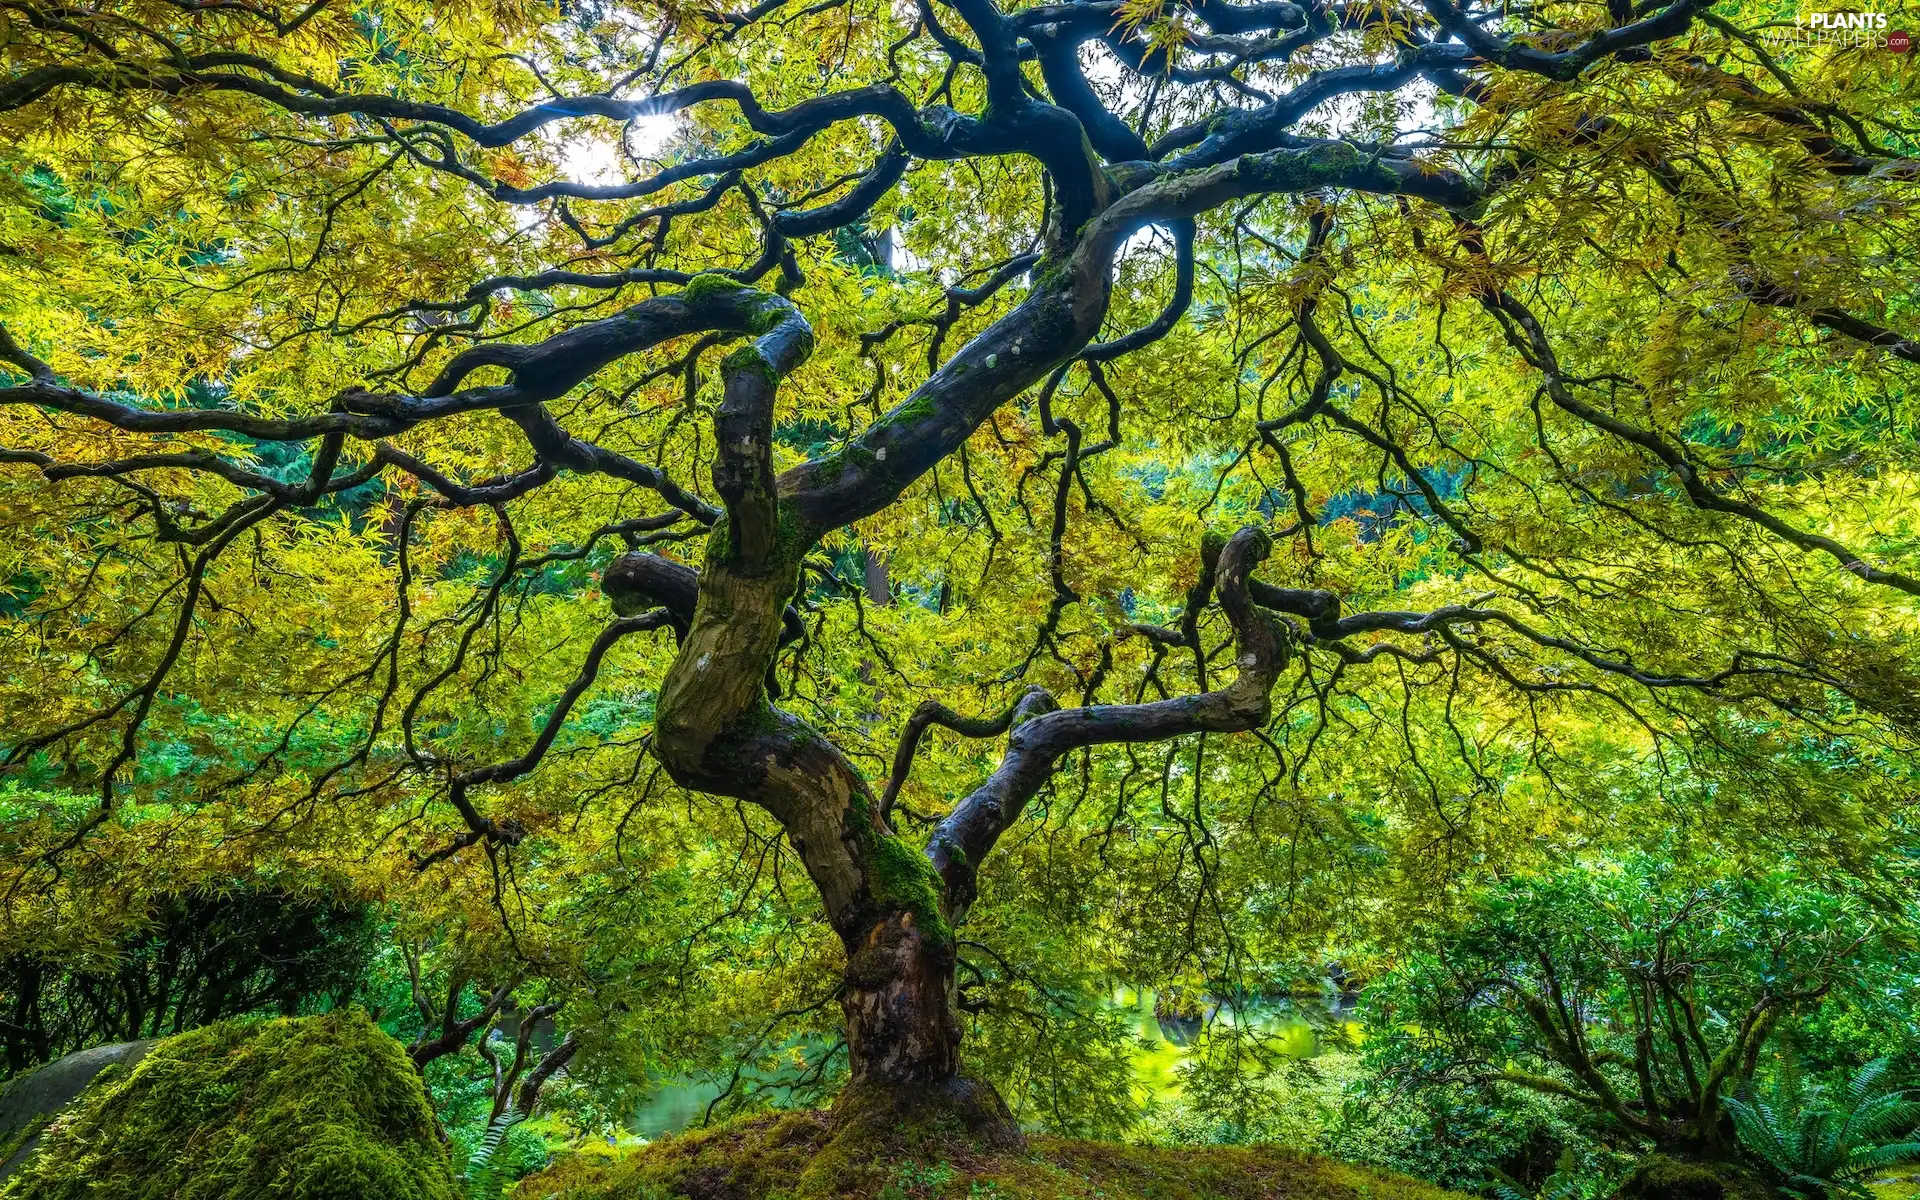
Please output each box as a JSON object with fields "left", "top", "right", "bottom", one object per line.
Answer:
{"left": 0, "top": 885, "right": 371, "bottom": 1073}
{"left": 1364, "top": 856, "right": 1911, "bottom": 1163}
{"left": 1, "top": 0, "right": 1916, "bottom": 1137}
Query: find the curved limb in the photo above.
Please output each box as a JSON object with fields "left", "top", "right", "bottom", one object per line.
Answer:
{"left": 929, "top": 526, "right": 1287, "bottom": 913}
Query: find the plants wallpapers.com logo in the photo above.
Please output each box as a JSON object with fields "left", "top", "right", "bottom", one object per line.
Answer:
{"left": 1759, "top": 9, "right": 1913, "bottom": 48}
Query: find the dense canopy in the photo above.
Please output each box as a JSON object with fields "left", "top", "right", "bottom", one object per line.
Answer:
{"left": 0, "top": 0, "right": 1916, "bottom": 1136}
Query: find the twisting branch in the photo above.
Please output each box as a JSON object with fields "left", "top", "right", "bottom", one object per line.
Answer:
{"left": 1478, "top": 290, "right": 1920, "bottom": 596}
{"left": 407, "top": 970, "right": 516, "bottom": 1071}
{"left": 929, "top": 527, "right": 1288, "bottom": 913}
{"left": 420, "top": 610, "right": 676, "bottom": 866}
{"left": 2, "top": 281, "right": 823, "bottom": 524}
{"left": 878, "top": 688, "right": 1050, "bottom": 826}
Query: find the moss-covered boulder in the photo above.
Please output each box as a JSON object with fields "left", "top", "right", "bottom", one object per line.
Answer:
{"left": 0, "top": 1041, "right": 156, "bottom": 1184}
{"left": 1613, "top": 1155, "right": 1775, "bottom": 1200}
{"left": 1, "top": 1008, "right": 455, "bottom": 1200}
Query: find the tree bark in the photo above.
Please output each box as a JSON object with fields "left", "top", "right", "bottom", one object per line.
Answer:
{"left": 842, "top": 909, "right": 960, "bottom": 1087}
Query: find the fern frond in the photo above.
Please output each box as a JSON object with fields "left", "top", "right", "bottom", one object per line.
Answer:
{"left": 1848, "top": 1059, "right": 1891, "bottom": 1106}
{"left": 466, "top": 1105, "right": 524, "bottom": 1200}
{"left": 1848, "top": 1140, "right": 1920, "bottom": 1171}
{"left": 1728, "top": 1094, "right": 1798, "bottom": 1176}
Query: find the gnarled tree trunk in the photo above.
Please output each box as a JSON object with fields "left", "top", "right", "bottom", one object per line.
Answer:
{"left": 842, "top": 908, "right": 960, "bottom": 1088}
{"left": 832, "top": 905, "right": 1019, "bottom": 1153}
{"left": 601, "top": 194, "right": 1291, "bottom": 1137}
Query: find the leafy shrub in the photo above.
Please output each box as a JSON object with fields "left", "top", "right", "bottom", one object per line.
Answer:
{"left": 0, "top": 887, "right": 372, "bottom": 1074}
{"left": 1363, "top": 855, "right": 1899, "bottom": 1160}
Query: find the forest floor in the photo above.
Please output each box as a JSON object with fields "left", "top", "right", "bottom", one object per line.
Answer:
{"left": 1873, "top": 1173, "right": 1920, "bottom": 1200}
{"left": 512, "top": 1106, "right": 1467, "bottom": 1200}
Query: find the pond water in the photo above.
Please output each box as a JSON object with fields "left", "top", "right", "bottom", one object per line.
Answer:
{"left": 1115, "top": 988, "right": 1360, "bottom": 1107}
{"left": 628, "top": 988, "right": 1360, "bottom": 1138}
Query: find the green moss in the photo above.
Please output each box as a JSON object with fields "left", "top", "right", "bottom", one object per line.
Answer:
{"left": 679, "top": 271, "right": 743, "bottom": 304}
{"left": 704, "top": 514, "right": 732, "bottom": 566}
{"left": 744, "top": 299, "right": 809, "bottom": 348}
{"left": 0, "top": 1062, "right": 47, "bottom": 1170}
{"left": 0, "top": 1107, "right": 53, "bottom": 1181}
{"left": 5, "top": 1009, "right": 455, "bottom": 1200}
{"left": 774, "top": 505, "right": 816, "bottom": 563}
{"left": 1030, "top": 252, "right": 1074, "bottom": 295}
{"left": 805, "top": 442, "right": 879, "bottom": 490}
{"left": 722, "top": 344, "right": 781, "bottom": 385}
{"left": 736, "top": 699, "right": 783, "bottom": 738}
{"left": 511, "top": 1108, "right": 1473, "bottom": 1200}
{"left": 892, "top": 391, "right": 939, "bottom": 424}
{"left": 837, "top": 789, "right": 950, "bottom": 950}
{"left": 1238, "top": 143, "right": 1367, "bottom": 194}
{"left": 809, "top": 452, "right": 849, "bottom": 485}
{"left": 933, "top": 836, "right": 966, "bottom": 869}
{"left": 746, "top": 301, "right": 784, "bottom": 335}
{"left": 863, "top": 833, "right": 952, "bottom": 951}
{"left": 0, "top": 1117, "right": 45, "bottom": 1174}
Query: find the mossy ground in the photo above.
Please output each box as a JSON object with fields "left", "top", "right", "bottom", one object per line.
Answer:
{"left": 511, "top": 1103, "right": 1470, "bottom": 1200}
{"left": 1871, "top": 1173, "right": 1920, "bottom": 1200}
{"left": 2, "top": 1008, "right": 455, "bottom": 1200}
